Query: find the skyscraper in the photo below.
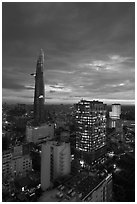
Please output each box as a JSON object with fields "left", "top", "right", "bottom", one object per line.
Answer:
{"left": 26, "top": 50, "right": 55, "bottom": 143}
{"left": 34, "top": 49, "right": 45, "bottom": 123}
{"left": 75, "top": 100, "right": 107, "bottom": 164}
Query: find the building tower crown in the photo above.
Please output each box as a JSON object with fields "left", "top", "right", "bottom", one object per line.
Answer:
{"left": 37, "top": 49, "right": 44, "bottom": 69}
{"left": 37, "top": 49, "right": 44, "bottom": 64}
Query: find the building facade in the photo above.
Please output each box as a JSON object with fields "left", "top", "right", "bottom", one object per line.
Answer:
{"left": 82, "top": 173, "right": 113, "bottom": 202}
{"left": 75, "top": 100, "right": 107, "bottom": 164}
{"left": 10, "top": 155, "right": 32, "bottom": 177}
{"left": 2, "top": 145, "right": 32, "bottom": 178}
{"left": 2, "top": 150, "right": 12, "bottom": 178}
{"left": 41, "top": 141, "right": 71, "bottom": 191}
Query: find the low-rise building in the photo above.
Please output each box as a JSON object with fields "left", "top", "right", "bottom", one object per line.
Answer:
{"left": 26, "top": 123, "right": 54, "bottom": 144}
{"left": 11, "top": 155, "right": 32, "bottom": 177}
{"left": 3, "top": 145, "right": 32, "bottom": 178}
{"left": 60, "top": 130, "right": 70, "bottom": 142}
{"left": 2, "top": 150, "right": 12, "bottom": 178}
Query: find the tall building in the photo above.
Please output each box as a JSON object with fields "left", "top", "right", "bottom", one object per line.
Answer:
{"left": 34, "top": 49, "right": 45, "bottom": 124}
{"left": 75, "top": 100, "right": 107, "bottom": 164}
{"left": 41, "top": 141, "right": 71, "bottom": 191}
{"left": 28, "top": 49, "right": 55, "bottom": 144}
{"left": 109, "top": 104, "right": 121, "bottom": 120}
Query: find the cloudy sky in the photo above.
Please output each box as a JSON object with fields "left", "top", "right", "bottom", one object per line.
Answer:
{"left": 3, "top": 2, "right": 135, "bottom": 104}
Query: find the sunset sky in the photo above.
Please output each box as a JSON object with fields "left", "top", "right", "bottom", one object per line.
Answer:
{"left": 2, "top": 2, "right": 135, "bottom": 104}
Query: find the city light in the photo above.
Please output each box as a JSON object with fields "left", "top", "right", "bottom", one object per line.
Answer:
{"left": 113, "top": 164, "right": 116, "bottom": 169}
{"left": 80, "top": 160, "right": 84, "bottom": 167}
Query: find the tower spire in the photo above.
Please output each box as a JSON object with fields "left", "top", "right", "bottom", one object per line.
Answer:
{"left": 38, "top": 48, "right": 44, "bottom": 64}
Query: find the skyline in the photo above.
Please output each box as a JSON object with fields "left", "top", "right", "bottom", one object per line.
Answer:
{"left": 2, "top": 2, "right": 135, "bottom": 105}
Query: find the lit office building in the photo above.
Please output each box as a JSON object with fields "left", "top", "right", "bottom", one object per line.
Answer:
{"left": 75, "top": 100, "right": 107, "bottom": 164}
{"left": 41, "top": 141, "right": 71, "bottom": 191}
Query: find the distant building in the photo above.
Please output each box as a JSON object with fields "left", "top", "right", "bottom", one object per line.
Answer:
{"left": 14, "top": 116, "right": 27, "bottom": 130}
{"left": 22, "top": 143, "right": 33, "bottom": 155}
{"left": 75, "top": 100, "right": 107, "bottom": 164}
{"left": 108, "top": 118, "right": 116, "bottom": 128}
{"left": 55, "top": 119, "right": 66, "bottom": 129}
{"left": 3, "top": 145, "right": 33, "bottom": 178}
{"left": 13, "top": 143, "right": 33, "bottom": 157}
{"left": 109, "top": 104, "right": 123, "bottom": 139}
{"left": 41, "top": 141, "right": 71, "bottom": 191}
{"left": 60, "top": 130, "right": 70, "bottom": 142}
{"left": 115, "top": 119, "right": 123, "bottom": 133}
{"left": 11, "top": 155, "right": 32, "bottom": 177}
{"left": 13, "top": 145, "right": 23, "bottom": 157}
{"left": 109, "top": 104, "right": 121, "bottom": 120}
{"left": 2, "top": 150, "right": 12, "bottom": 178}
{"left": 26, "top": 123, "right": 54, "bottom": 144}
{"left": 17, "top": 103, "right": 26, "bottom": 111}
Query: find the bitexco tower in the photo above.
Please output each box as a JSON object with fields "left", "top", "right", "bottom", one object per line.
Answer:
{"left": 34, "top": 49, "right": 45, "bottom": 123}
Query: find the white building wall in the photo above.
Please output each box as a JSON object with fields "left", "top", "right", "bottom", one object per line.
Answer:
{"left": 41, "top": 141, "right": 71, "bottom": 191}
{"left": 41, "top": 143, "right": 51, "bottom": 191}
{"left": 53, "top": 142, "right": 71, "bottom": 179}
{"left": 60, "top": 143, "right": 71, "bottom": 176}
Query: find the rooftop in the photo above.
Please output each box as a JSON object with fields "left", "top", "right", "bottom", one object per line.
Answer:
{"left": 38, "top": 170, "right": 112, "bottom": 202}
{"left": 61, "top": 170, "right": 111, "bottom": 200}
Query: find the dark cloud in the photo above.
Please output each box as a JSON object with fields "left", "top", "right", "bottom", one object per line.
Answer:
{"left": 2, "top": 81, "right": 24, "bottom": 91}
{"left": 49, "top": 90, "right": 56, "bottom": 93}
{"left": 49, "top": 85, "right": 64, "bottom": 89}
{"left": 2, "top": 2, "right": 135, "bottom": 104}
